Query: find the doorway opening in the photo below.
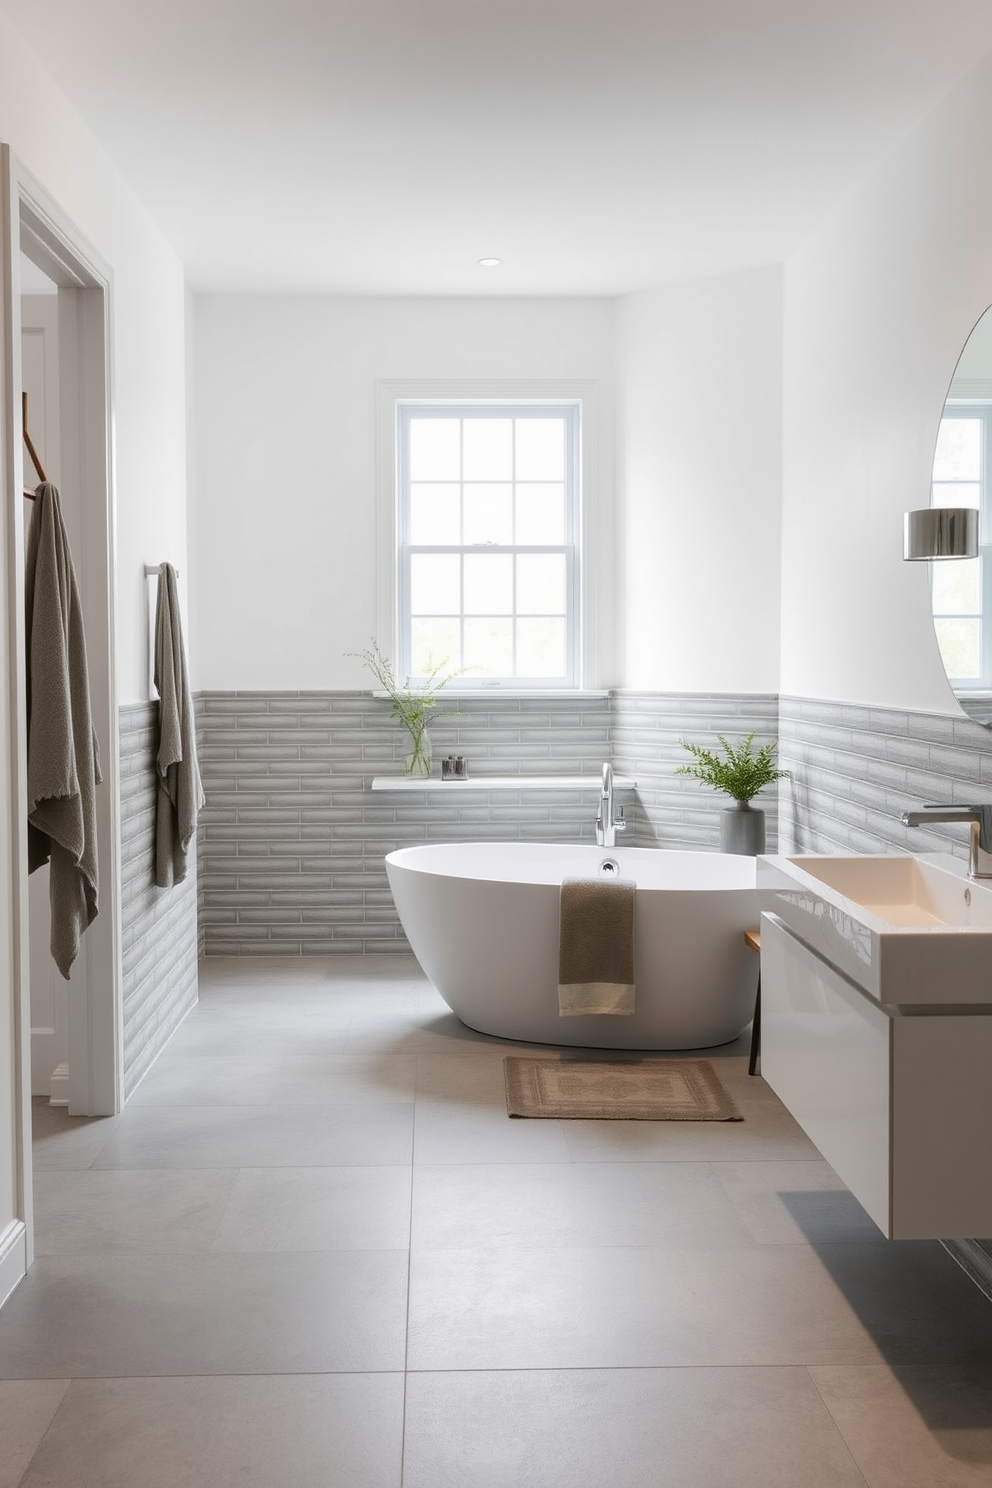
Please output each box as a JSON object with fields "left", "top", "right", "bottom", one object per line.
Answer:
{"left": 1, "top": 146, "right": 122, "bottom": 1295}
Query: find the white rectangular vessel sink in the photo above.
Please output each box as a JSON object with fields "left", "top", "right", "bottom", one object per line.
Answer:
{"left": 756, "top": 853, "right": 992, "bottom": 1007}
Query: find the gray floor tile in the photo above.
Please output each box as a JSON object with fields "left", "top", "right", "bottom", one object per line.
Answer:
{"left": 91, "top": 1102, "right": 414, "bottom": 1168}
{"left": 271, "top": 1053, "right": 417, "bottom": 1104}
{"left": 13, "top": 956, "right": 992, "bottom": 1485}
{"left": 411, "top": 1162, "right": 754, "bottom": 1250}
{"left": 210, "top": 1166, "right": 412, "bottom": 1251}
{"left": 33, "top": 1169, "right": 237, "bottom": 1255}
{"left": 407, "top": 1240, "right": 992, "bottom": 1371}
{"left": 16, "top": 1374, "right": 404, "bottom": 1488}
{"left": 128, "top": 1054, "right": 286, "bottom": 1105}
{"left": 712, "top": 1159, "right": 885, "bottom": 1245}
{"left": 810, "top": 1362, "right": 992, "bottom": 1487}
{"left": 403, "top": 1367, "right": 867, "bottom": 1488}
{"left": 414, "top": 1099, "right": 573, "bottom": 1163}
{"left": 0, "top": 1251, "right": 408, "bottom": 1377}
{"left": 0, "top": 1379, "right": 70, "bottom": 1488}
{"left": 167, "top": 1019, "right": 352, "bottom": 1055}
{"left": 30, "top": 1102, "right": 120, "bottom": 1171}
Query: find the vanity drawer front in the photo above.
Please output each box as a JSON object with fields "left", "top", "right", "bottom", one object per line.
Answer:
{"left": 891, "top": 1015, "right": 992, "bottom": 1239}
{"left": 760, "top": 913, "right": 891, "bottom": 1234}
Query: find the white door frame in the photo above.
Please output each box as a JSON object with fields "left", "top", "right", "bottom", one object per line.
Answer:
{"left": 0, "top": 146, "right": 122, "bottom": 1288}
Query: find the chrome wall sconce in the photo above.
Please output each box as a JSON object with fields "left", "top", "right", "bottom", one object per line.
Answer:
{"left": 903, "top": 507, "right": 979, "bottom": 561}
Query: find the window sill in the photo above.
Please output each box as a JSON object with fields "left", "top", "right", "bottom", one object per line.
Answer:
{"left": 370, "top": 774, "right": 636, "bottom": 792}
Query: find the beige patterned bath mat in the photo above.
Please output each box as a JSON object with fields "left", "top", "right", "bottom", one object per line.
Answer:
{"left": 504, "top": 1057, "right": 742, "bottom": 1121}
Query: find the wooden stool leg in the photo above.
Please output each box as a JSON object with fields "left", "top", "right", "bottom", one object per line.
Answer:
{"left": 748, "top": 971, "right": 761, "bottom": 1076}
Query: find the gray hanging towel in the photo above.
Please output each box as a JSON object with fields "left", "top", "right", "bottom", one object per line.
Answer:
{"left": 558, "top": 877, "right": 636, "bottom": 1015}
{"left": 25, "top": 481, "right": 102, "bottom": 979}
{"left": 153, "top": 562, "right": 204, "bottom": 887}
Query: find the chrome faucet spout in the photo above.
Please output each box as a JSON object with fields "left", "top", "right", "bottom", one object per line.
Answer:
{"left": 595, "top": 762, "right": 625, "bottom": 848}
{"left": 901, "top": 803, "right": 992, "bottom": 879}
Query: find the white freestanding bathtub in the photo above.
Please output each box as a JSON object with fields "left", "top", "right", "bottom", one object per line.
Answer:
{"left": 385, "top": 842, "right": 760, "bottom": 1049}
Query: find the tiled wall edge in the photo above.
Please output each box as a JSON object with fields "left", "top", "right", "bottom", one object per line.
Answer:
{"left": 120, "top": 700, "right": 199, "bottom": 1098}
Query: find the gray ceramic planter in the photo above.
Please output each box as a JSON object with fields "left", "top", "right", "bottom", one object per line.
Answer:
{"left": 719, "top": 802, "right": 766, "bottom": 856}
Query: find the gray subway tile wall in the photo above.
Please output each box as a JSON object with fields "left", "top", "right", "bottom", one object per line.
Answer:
{"left": 120, "top": 703, "right": 199, "bottom": 1097}
{"left": 610, "top": 690, "right": 781, "bottom": 850}
{"left": 195, "top": 689, "right": 992, "bottom": 956}
{"left": 778, "top": 694, "right": 992, "bottom": 863}
{"left": 194, "top": 690, "right": 782, "bottom": 956}
{"left": 195, "top": 691, "right": 612, "bottom": 956}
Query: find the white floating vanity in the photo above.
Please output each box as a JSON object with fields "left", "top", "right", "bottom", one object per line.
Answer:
{"left": 757, "top": 853, "right": 992, "bottom": 1240}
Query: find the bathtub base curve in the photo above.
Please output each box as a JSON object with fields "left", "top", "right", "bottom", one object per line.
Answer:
{"left": 386, "top": 842, "right": 760, "bottom": 1052}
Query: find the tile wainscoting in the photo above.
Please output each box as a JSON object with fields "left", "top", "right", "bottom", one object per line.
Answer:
{"left": 611, "top": 691, "right": 780, "bottom": 849}
{"left": 195, "top": 690, "right": 784, "bottom": 956}
{"left": 777, "top": 694, "right": 992, "bottom": 863}
{"left": 120, "top": 703, "right": 200, "bottom": 1098}
{"left": 195, "top": 691, "right": 611, "bottom": 957}
{"left": 195, "top": 689, "right": 992, "bottom": 956}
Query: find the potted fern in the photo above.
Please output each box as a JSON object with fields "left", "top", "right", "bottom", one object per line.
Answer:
{"left": 675, "top": 732, "right": 787, "bottom": 855}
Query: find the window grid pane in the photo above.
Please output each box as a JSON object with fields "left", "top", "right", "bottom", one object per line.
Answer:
{"left": 930, "top": 405, "right": 992, "bottom": 690}
{"left": 400, "top": 402, "right": 578, "bottom": 684}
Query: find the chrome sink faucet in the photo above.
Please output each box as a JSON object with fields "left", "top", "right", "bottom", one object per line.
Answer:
{"left": 596, "top": 762, "right": 626, "bottom": 848}
{"left": 901, "top": 803, "right": 992, "bottom": 879}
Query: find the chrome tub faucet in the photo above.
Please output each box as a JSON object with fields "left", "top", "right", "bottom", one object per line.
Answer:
{"left": 901, "top": 803, "right": 992, "bottom": 879}
{"left": 596, "top": 762, "right": 626, "bottom": 848}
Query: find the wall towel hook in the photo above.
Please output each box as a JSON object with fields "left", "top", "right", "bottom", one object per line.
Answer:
{"left": 22, "top": 391, "right": 47, "bottom": 499}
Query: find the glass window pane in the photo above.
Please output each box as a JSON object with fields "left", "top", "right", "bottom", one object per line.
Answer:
{"left": 464, "top": 553, "right": 513, "bottom": 614}
{"left": 516, "top": 618, "right": 565, "bottom": 677}
{"left": 464, "top": 483, "right": 513, "bottom": 545}
{"left": 933, "top": 419, "right": 981, "bottom": 481}
{"left": 516, "top": 483, "right": 565, "bottom": 544}
{"left": 932, "top": 482, "right": 980, "bottom": 509}
{"left": 935, "top": 617, "right": 981, "bottom": 679}
{"left": 409, "top": 483, "right": 460, "bottom": 544}
{"left": 931, "top": 557, "right": 981, "bottom": 615}
{"left": 463, "top": 419, "right": 512, "bottom": 481}
{"left": 515, "top": 418, "right": 565, "bottom": 480}
{"left": 411, "top": 618, "right": 461, "bottom": 676}
{"left": 409, "top": 418, "right": 461, "bottom": 481}
{"left": 464, "top": 618, "right": 513, "bottom": 676}
{"left": 517, "top": 553, "right": 566, "bottom": 614}
{"left": 411, "top": 554, "right": 460, "bottom": 614}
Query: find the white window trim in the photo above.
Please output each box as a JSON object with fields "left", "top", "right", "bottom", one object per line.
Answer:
{"left": 932, "top": 397, "right": 992, "bottom": 692}
{"left": 376, "top": 379, "right": 607, "bottom": 691}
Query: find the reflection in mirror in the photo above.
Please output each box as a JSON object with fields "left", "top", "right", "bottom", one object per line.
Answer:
{"left": 930, "top": 307, "right": 992, "bottom": 727}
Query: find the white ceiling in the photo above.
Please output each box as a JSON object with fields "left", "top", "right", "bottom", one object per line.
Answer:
{"left": 4, "top": 0, "right": 992, "bottom": 296}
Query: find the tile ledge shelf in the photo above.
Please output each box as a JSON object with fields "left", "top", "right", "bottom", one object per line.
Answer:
{"left": 371, "top": 774, "right": 636, "bottom": 793}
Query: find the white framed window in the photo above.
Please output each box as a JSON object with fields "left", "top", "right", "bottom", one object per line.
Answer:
{"left": 930, "top": 400, "right": 992, "bottom": 689}
{"left": 376, "top": 383, "right": 604, "bottom": 691}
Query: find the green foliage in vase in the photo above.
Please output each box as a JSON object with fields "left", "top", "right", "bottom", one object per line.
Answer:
{"left": 349, "top": 639, "right": 462, "bottom": 773}
{"left": 675, "top": 732, "right": 787, "bottom": 805}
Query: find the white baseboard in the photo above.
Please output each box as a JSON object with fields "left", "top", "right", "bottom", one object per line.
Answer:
{"left": 0, "top": 1220, "right": 27, "bottom": 1310}
{"left": 942, "top": 1239, "right": 992, "bottom": 1304}
{"left": 49, "top": 1063, "right": 69, "bottom": 1106}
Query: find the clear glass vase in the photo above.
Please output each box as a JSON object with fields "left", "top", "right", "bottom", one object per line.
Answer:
{"left": 404, "top": 726, "right": 432, "bottom": 777}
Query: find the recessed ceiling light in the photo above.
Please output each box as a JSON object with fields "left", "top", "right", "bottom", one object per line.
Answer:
{"left": 477, "top": 257, "right": 502, "bottom": 268}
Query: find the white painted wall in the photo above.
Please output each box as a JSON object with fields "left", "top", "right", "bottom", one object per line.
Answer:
{"left": 615, "top": 266, "right": 783, "bottom": 691}
{"left": 780, "top": 50, "right": 992, "bottom": 711}
{"left": 191, "top": 296, "right": 615, "bottom": 689}
{"left": 0, "top": 7, "right": 188, "bottom": 704}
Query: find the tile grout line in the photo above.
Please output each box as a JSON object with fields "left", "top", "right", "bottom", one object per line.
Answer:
{"left": 804, "top": 1366, "right": 873, "bottom": 1488}
{"left": 398, "top": 1057, "right": 419, "bottom": 1488}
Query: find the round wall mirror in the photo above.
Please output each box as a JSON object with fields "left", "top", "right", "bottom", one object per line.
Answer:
{"left": 928, "top": 306, "right": 992, "bottom": 728}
